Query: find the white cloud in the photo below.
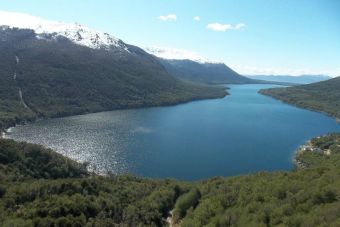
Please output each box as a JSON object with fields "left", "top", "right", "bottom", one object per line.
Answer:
{"left": 207, "top": 23, "right": 232, "bottom": 32}
{"left": 158, "top": 14, "right": 177, "bottom": 21}
{"left": 207, "top": 22, "right": 245, "bottom": 32}
{"left": 193, "top": 16, "right": 200, "bottom": 21}
{"left": 234, "top": 23, "right": 246, "bottom": 29}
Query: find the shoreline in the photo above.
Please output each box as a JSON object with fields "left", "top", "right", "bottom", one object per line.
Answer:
{"left": 292, "top": 141, "right": 311, "bottom": 169}
{"left": 2, "top": 124, "right": 334, "bottom": 180}
{"left": 258, "top": 89, "right": 340, "bottom": 124}
{"left": 0, "top": 90, "right": 228, "bottom": 176}
{"left": 0, "top": 90, "right": 228, "bottom": 138}
{"left": 4, "top": 85, "right": 338, "bottom": 179}
{"left": 4, "top": 85, "right": 338, "bottom": 175}
{"left": 259, "top": 89, "right": 340, "bottom": 169}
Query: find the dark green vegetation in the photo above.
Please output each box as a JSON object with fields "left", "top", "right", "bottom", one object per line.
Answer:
{"left": 158, "top": 58, "right": 255, "bottom": 84}
{"left": 0, "top": 139, "right": 191, "bottom": 226}
{"left": 260, "top": 76, "right": 340, "bottom": 118}
{"left": 1, "top": 134, "right": 340, "bottom": 226}
{"left": 158, "top": 58, "right": 296, "bottom": 86}
{"left": 0, "top": 27, "right": 226, "bottom": 132}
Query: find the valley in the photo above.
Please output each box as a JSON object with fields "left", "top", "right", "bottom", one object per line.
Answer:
{"left": 4, "top": 84, "right": 340, "bottom": 179}
{"left": 0, "top": 5, "right": 339, "bottom": 226}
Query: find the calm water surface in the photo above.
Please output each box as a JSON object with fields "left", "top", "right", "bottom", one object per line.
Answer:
{"left": 6, "top": 85, "right": 340, "bottom": 180}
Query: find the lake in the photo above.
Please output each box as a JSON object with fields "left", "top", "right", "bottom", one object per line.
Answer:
{"left": 5, "top": 84, "right": 340, "bottom": 180}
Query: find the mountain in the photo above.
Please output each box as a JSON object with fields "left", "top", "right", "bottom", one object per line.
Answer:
{"left": 260, "top": 76, "right": 340, "bottom": 118}
{"left": 157, "top": 58, "right": 296, "bottom": 85}
{"left": 145, "top": 47, "right": 258, "bottom": 84}
{"left": 0, "top": 12, "right": 226, "bottom": 131}
{"left": 145, "top": 47, "right": 296, "bottom": 85}
{"left": 1, "top": 133, "right": 340, "bottom": 226}
{"left": 248, "top": 74, "right": 331, "bottom": 84}
{"left": 0, "top": 10, "right": 128, "bottom": 50}
{"left": 159, "top": 58, "right": 257, "bottom": 84}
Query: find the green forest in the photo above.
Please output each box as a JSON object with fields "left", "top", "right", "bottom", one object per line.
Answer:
{"left": 260, "top": 77, "right": 340, "bottom": 119}
{"left": 1, "top": 133, "right": 340, "bottom": 226}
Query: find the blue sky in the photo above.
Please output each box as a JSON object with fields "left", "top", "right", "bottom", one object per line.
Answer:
{"left": 1, "top": 0, "right": 339, "bottom": 76}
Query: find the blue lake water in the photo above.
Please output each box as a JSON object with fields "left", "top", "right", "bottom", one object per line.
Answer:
{"left": 5, "top": 84, "right": 340, "bottom": 180}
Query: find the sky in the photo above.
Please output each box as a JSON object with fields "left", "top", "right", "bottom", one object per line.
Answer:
{"left": 0, "top": 0, "right": 339, "bottom": 77}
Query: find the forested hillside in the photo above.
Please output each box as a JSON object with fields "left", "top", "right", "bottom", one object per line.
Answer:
{"left": 157, "top": 58, "right": 295, "bottom": 86}
{"left": 1, "top": 134, "right": 340, "bottom": 226}
{"left": 0, "top": 27, "right": 226, "bottom": 131}
{"left": 158, "top": 58, "right": 255, "bottom": 84}
{"left": 259, "top": 76, "right": 340, "bottom": 118}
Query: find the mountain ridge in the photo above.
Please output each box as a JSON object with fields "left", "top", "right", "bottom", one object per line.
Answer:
{"left": 145, "top": 47, "right": 296, "bottom": 85}
{"left": 158, "top": 58, "right": 255, "bottom": 84}
{"left": 0, "top": 10, "right": 127, "bottom": 50}
{"left": 0, "top": 26, "right": 226, "bottom": 132}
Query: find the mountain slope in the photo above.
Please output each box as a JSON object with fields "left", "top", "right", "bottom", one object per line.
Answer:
{"left": 145, "top": 47, "right": 289, "bottom": 85}
{"left": 260, "top": 76, "right": 340, "bottom": 118}
{"left": 158, "top": 58, "right": 256, "bottom": 84}
{"left": 145, "top": 47, "right": 257, "bottom": 84}
{"left": 0, "top": 24, "right": 226, "bottom": 131}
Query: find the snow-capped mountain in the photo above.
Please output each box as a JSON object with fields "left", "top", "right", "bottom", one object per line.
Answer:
{"left": 0, "top": 10, "right": 128, "bottom": 51}
{"left": 144, "top": 46, "right": 215, "bottom": 64}
{"left": 0, "top": 15, "right": 227, "bottom": 128}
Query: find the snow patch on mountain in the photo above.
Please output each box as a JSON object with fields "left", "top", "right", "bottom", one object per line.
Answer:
{"left": 0, "top": 10, "right": 128, "bottom": 51}
{"left": 144, "top": 46, "right": 221, "bottom": 64}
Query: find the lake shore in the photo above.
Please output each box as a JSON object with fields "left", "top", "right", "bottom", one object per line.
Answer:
{"left": 0, "top": 89, "right": 227, "bottom": 138}
{"left": 259, "top": 88, "right": 340, "bottom": 124}
{"left": 6, "top": 84, "right": 340, "bottom": 179}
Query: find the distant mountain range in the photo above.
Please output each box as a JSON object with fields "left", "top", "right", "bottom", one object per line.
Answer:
{"left": 145, "top": 47, "right": 297, "bottom": 85}
{"left": 248, "top": 75, "right": 331, "bottom": 84}
{"left": 145, "top": 47, "right": 254, "bottom": 84}
{"left": 0, "top": 11, "right": 226, "bottom": 130}
{"left": 260, "top": 76, "right": 340, "bottom": 118}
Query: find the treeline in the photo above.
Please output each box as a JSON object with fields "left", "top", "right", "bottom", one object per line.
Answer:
{"left": 1, "top": 134, "right": 340, "bottom": 226}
